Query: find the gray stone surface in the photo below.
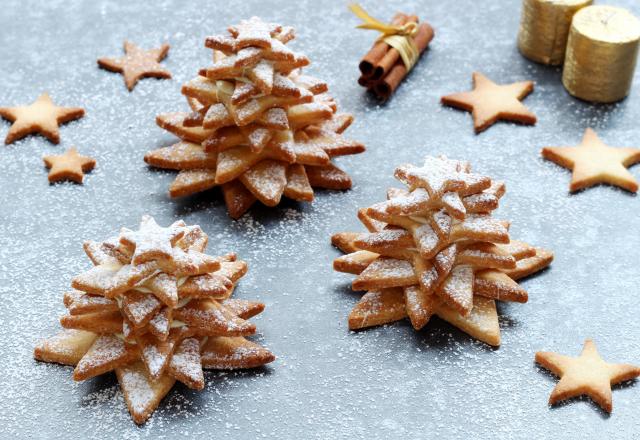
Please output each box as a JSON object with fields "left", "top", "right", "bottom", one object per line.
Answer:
{"left": 1, "top": 0, "right": 639, "bottom": 438}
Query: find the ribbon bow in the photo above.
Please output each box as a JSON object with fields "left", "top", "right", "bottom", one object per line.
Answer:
{"left": 349, "top": 3, "right": 420, "bottom": 70}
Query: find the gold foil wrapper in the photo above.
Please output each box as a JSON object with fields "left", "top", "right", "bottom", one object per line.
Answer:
{"left": 562, "top": 5, "right": 640, "bottom": 103}
{"left": 518, "top": 0, "right": 592, "bottom": 65}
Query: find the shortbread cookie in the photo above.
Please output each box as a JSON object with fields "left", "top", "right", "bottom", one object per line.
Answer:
{"left": 43, "top": 147, "right": 96, "bottom": 183}
{"left": 332, "top": 156, "right": 552, "bottom": 346}
{"left": 542, "top": 128, "right": 640, "bottom": 193}
{"left": 441, "top": 72, "right": 536, "bottom": 133}
{"left": 145, "top": 17, "right": 364, "bottom": 218}
{"left": 0, "top": 93, "right": 84, "bottom": 144}
{"left": 536, "top": 339, "right": 640, "bottom": 412}
{"left": 34, "top": 216, "right": 275, "bottom": 424}
{"left": 98, "top": 41, "right": 171, "bottom": 91}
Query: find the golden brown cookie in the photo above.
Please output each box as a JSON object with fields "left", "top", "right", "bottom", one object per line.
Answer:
{"left": 0, "top": 93, "right": 84, "bottom": 144}
{"left": 145, "top": 18, "right": 364, "bottom": 219}
{"left": 332, "top": 156, "right": 553, "bottom": 346}
{"left": 441, "top": 72, "right": 536, "bottom": 133}
{"left": 542, "top": 128, "right": 640, "bottom": 193}
{"left": 34, "top": 329, "right": 97, "bottom": 366}
{"left": 98, "top": 41, "right": 171, "bottom": 91}
{"left": 536, "top": 339, "right": 640, "bottom": 412}
{"left": 43, "top": 147, "right": 96, "bottom": 183}
{"left": 34, "top": 216, "right": 275, "bottom": 424}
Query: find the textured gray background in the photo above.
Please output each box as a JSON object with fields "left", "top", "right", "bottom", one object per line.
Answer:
{"left": 1, "top": 0, "right": 639, "bottom": 438}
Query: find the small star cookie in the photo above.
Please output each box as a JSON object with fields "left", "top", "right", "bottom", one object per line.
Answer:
{"left": 542, "top": 128, "right": 640, "bottom": 193}
{"left": 0, "top": 93, "right": 84, "bottom": 144}
{"left": 441, "top": 72, "right": 536, "bottom": 133}
{"left": 536, "top": 339, "right": 640, "bottom": 413}
{"left": 228, "top": 16, "right": 282, "bottom": 49}
{"left": 98, "top": 41, "right": 171, "bottom": 91}
{"left": 120, "top": 215, "right": 187, "bottom": 265}
{"left": 43, "top": 147, "right": 96, "bottom": 183}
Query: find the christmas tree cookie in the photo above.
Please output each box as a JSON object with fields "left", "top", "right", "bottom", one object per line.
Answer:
{"left": 34, "top": 215, "right": 275, "bottom": 424}
{"left": 331, "top": 156, "right": 553, "bottom": 346}
{"left": 145, "top": 17, "right": 365, "bottom": 218}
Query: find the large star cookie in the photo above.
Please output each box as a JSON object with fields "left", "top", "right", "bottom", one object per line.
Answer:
{"left": 43, "top": 147, "right": 96, "bottom": 183}
{"left": 98, "top": 41, "right": 171, "bottom": 91}
{"left": 441, "top": 72, "right": 536, "bottom": 133}
{"left": 536, "top": 339, "right": 640, "bottom": 413}
{"left": 0, "top": 93, "right": 84, "bottom": 144}
{"left": 542, "top": 128, "right": 640, "bottom": 193}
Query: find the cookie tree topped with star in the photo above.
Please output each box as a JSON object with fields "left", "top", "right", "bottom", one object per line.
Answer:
{"left": 144, "top": 17, "right": 365, "bottom": 218}
{"left": 331, "top": 156, "right": 553, "bottom": 346}
{"left": 34, "top": 216, "right": 275, "bottom": 424}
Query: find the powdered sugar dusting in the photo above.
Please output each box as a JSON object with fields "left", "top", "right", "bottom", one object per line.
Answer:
{"left": 169, "top": 338, "right": 201, "bottom": 378}
{"left": 141, "top": 343, "right": 171, "bottom": 378}
{"left": 124, "top": 291, "right": 161, "bottom": 325}
{"left": 76, "top": 335, "right": 128, "bottom": 373}
{"left": 2, "top": 0, "right": 640, "bottom": 438}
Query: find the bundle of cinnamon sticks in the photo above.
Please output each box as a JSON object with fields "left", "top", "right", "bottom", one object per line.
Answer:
{"left": 358, "top": 13, "right": 434, "bottom": 100}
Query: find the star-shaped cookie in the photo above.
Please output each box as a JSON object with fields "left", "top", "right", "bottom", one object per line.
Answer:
{"left": 98, "top": 41, "right": 171, "bottom": 91}
{"left": 542, "top": 128, "right": 640, "bottom": 193}
{"left": 120, "top": 215, "right": 187, "bottom": 265}
{"left": 441, "top": 72, "right": 536, "bottom": 133}
{"left": 0, "top": 93, "right": 85, "bottom": 144}
{"left": 228, "top": 16, "right": 282, "bottom": 49}
{"left": 43, "top": 147, "right": 96, "bottom": 183}
{"left": 536, "top": 339, "right": 640, "bottom": 413}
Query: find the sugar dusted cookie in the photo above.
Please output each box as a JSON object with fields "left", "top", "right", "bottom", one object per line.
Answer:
{"left": 331, "top": 156, "right": 553, "bottom": 346}
{"left": 98, "top": 41, "right": 171, "bottom": 91}
{"left": 34, "top": 216, "right": 275, "bottom": 424}
{"left": 145, "top": 17, "right": 365, "bottom": 219}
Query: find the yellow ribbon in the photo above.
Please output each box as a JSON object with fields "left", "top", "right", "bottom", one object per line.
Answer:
{"left": 349, "top": 3, "right": 420, "bottom": 70}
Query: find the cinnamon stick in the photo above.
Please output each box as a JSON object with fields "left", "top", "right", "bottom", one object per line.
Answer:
{"left": 371, "top": 14, "right": 419, "bottom": 81}
{"left": 358, "top": 13, "right": 408, "bottom": 78}
{"left": 357, "top": 74, "right": 375, "bottom": 88}
{"left": 374, "top": 22, "right": 435, "bottom": 100}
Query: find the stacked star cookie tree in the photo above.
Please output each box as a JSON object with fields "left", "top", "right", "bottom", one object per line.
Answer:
{"left": 34, "top": 216, "right": 275, "bottom": 424}
{"left": 331, "top": 156, "right": 553, "bottom": 346}
{"left": 145, "top": 17, "right": 365, "bottom": 218}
